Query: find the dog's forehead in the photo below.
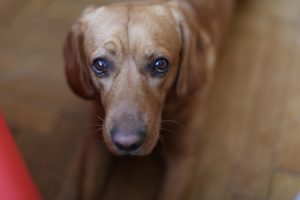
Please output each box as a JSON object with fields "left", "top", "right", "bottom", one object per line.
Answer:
{"left": 129, "top": 4, "right": 181, "bottom": 54}
{"left": 83, "top": 3, "right": 181, "bottom": 56}
{"left": 83, "top": 6, "right": 128, "bottom": 46}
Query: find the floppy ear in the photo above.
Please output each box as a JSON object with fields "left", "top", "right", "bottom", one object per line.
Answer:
{"left": 170, "top": 2, "right": 216, "bottom": 98}
{"left": 63, "top": 12, "right": 95, "bottom": 99}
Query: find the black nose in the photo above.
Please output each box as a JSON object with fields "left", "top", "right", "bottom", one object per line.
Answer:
{"left": 111, "top": 127, "right": 145, "bottom": 152}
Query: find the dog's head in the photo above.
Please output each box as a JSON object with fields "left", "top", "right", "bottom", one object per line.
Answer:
{"left": 64, "top": 1, "right": 214, "bottom": 155}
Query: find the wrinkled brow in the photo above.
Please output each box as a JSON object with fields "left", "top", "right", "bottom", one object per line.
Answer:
{"left": 103, "top": 41, "right": 118, "bottom": 56}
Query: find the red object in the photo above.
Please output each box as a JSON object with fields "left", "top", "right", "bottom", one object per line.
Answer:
{"left": 0, "top": 113, "right": 42, "bottom": 200}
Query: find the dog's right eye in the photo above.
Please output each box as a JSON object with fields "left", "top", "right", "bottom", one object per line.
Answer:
{"left": 150, "top": 58, "right": 169, "bottom": 77}
{"left": 92, "top": 58, "right": 111, "bottom": 77}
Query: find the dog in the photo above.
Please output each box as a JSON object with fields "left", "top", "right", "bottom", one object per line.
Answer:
{"left": 59, "top": 0, "right": 234, "bottom": 199}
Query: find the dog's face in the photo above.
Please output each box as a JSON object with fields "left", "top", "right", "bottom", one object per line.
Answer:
{"left": 64, "top": 2, "right": 213, "bottom": 155}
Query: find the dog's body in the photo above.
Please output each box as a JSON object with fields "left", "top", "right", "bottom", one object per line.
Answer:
{"left": 59, "top": 0, "right": 234, "bottom": 199}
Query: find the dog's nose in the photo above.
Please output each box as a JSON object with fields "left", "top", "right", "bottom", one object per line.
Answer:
{"left": 111, "top": 127, "right": 145, "bottom": 152}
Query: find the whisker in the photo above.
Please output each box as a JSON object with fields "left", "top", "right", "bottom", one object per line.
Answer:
{"left": 91, "top": 126, "right": 104, "bottom": 134}
{"left": 95, "top": 124, "right": 104, "bottom": 127}
{"left": 97, "top": 116, "right": 104, "bottom": 122}
{"left": 89, "top": 124, "right": 104, "bottom": 132}
{"left": 159, "top": 134, "right": 165, "bottom": 144}
{"left": 160, "top": 120, "right": 183, "bottom": 128}
{"left": 160, "top": 128, "right": 176, "bottom": 134}
{"left": 90, "top": 123, "right": 104, "bottom": 127}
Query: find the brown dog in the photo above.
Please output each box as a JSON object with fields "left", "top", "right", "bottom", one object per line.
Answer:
{"left": 59, "top": 0, "right": 234, "bottom": 199}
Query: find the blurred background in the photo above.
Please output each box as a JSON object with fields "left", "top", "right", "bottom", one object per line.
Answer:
{"left": 0, "top": 0, "right": 300, "bottom": 199}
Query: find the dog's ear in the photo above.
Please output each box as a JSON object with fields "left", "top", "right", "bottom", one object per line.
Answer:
{"left": 63, "top": 6, "right": 96, "bottom": 99}
{"left": 169, "top": 2, "right": 215, "bottom": 98}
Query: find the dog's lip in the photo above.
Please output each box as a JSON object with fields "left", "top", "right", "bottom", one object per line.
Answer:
{"left": 110, "top": 147, "right": 146, "bottom": 156}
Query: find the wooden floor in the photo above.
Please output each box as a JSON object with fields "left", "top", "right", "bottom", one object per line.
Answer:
{"left": 1, "top": 0, "right": 300, "bottom": 199}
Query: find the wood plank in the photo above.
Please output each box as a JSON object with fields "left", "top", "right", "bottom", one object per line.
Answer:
{"left": 269, "top": 170, "right": 300, "bottom": 200}
{"left": 194, "top": 9, "right": 269, "bottom": 200}
{"left": 235, "top": 19, "right": 294, "bottom": 198}
{"left": 274, "top": 25, "right": 300, "bottom": 173}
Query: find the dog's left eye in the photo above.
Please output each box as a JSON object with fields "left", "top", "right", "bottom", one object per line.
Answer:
{"left": 92, "top": 58, "right": 111, "bottom": 77}
{"left": 151, "top": 58, "right": 169, "bottom": 77}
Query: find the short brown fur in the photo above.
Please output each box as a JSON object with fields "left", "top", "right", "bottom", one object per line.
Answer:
{"left": 59, "top": 0, "right": 234, "bottom": 199}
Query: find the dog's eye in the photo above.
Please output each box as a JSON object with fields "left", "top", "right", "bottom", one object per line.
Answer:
{"left": 92, "top": 58, "right": 111, "bottom": 77}
{"left": 151, "top": 58, "right": 169, "bottom": 77}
